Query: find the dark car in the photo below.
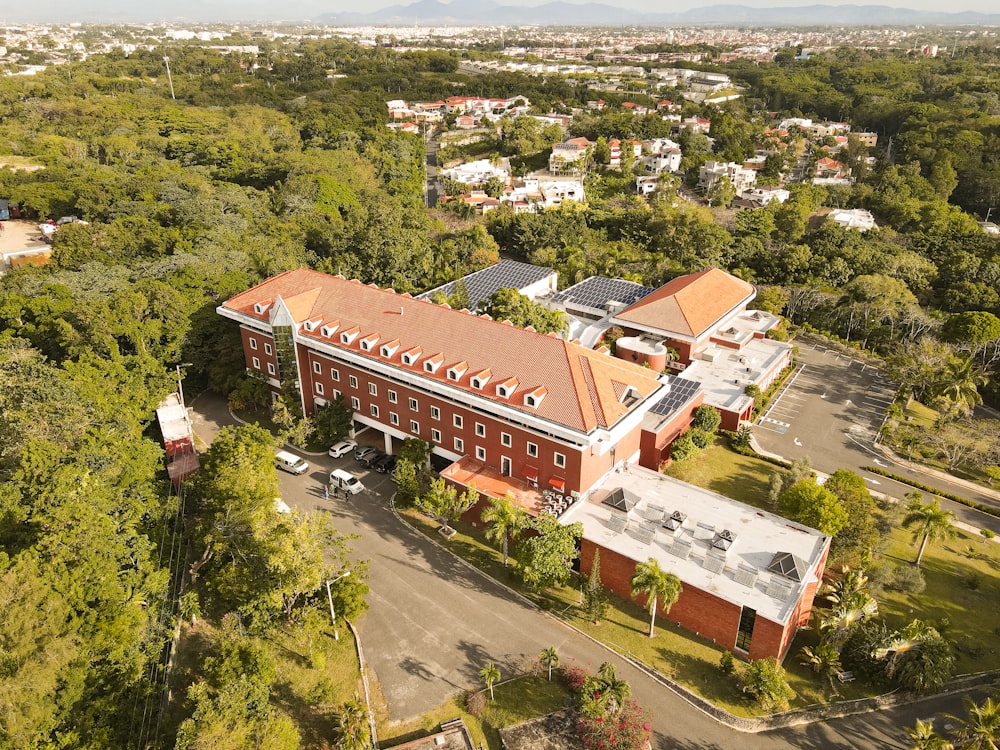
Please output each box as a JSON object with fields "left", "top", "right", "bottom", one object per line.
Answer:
{"left": 372, "top": 454, "right": 397, "bottom": 474}
{"left": 360, "top": 449, "right": 387, "bottom": 468}
{"left": 354, "top": 445, "right": 378, "bottom": 462}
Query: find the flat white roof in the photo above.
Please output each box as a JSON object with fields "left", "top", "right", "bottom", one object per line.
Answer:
{"left": 562, "top": 464, "right": 828, "bottom": 625}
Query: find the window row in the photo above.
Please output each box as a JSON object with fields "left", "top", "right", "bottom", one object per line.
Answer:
{"left": 247, "top": 336, "right": 272, "bottom": 356}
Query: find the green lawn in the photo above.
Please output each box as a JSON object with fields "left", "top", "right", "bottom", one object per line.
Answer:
{"left": 377, "top": 674, "right": 569, "bottom": 750}
{"left": 662, "top": 440, "right": 779, "bottom": 510}
{"left": 877, "top": 525, "right": 1000, "bottom": 673}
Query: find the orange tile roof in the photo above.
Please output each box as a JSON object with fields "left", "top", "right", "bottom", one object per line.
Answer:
{"left": 222, "top": 269, "right": 662, "bottom": 433}
{"left": 614, "top": 268, "right": 755, "bottom": 338}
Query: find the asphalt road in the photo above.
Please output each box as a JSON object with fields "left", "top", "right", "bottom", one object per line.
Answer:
{"left": 188, "top": 392, "right": 982, "bottom": 749}
{"left": 754, "top": 340, "right": 1000, "bottom": 536}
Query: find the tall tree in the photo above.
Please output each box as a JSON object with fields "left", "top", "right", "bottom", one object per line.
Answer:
{"left": 779, "top": 479, "right": 849, "bottom": 536}
{"left": 901, "top": 494, "right": 956, "bottom": 567}
{"left": 584, "top": 548, "right": 610, "bottom": 624}
{"left": 519, "top": 514, "right": 583, "bottom": 591}
{"left": 481, "top": 493, "right": 528, "bottom": 568}
{"left": 480, "top": 662, "right": 500, "bottom": 701}
{"left": 946, "top": 696, "right": 1000, "bottom": 750}
{"left": 630, "top": 558, "right": 682, "bottom": 638}
{"left": 540, "top": 646, "right": 559, "bottom": 682}
{"left": 906, "top": 719, "right": 953, "bottom": 750}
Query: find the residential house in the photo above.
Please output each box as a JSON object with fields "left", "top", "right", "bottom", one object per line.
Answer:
{"left": 549, "top": 137, "right": 593, "bottom": 175}
{"left": 698, "top": 161, "right": 757, "bottom": 194}
{"left": 827, "top": 208, "right": 876, "bottom": 232}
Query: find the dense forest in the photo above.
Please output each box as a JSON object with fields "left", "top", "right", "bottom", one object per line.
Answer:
{"left": 0, "top": 35, "right": 999, "bottom": 747}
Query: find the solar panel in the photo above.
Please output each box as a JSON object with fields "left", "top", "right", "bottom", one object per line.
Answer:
{"left": 632, "top": 526, "right": 654, "bottom": 545}
{"left": 549, "top": 276, "right": 656, "bottom": 313}
{"left": 765, "top": 579, "right": 793, "bottom": 600}
{"left": 703, "top": 555, "right": 726, "bottom": 574}
{"left": 649, "top": 377, "right": 703, "bottom": 418}
{"left": 418, "top": 260, "right": 555, "bottom": 312}
{"left": 734, "top": 568, "right": 758, "bottom": 588}
{"left": 668, "top": 538, "right": 691, "bottom": 559}
{"left": 607, "top": 513, "right": 628, "bottom": 533}
{"left": 639, "top": 505, "right": 663, "bottom": 522}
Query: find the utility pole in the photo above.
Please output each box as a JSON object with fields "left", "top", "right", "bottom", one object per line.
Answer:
{"left": 325, "top": 571, "right": 351, "bottom": 641}
{"left": 163, "top": 56, "right": 175, "bottom": 100}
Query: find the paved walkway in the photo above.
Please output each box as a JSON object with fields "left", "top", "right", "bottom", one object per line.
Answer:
{"left": 188, "top": 392, "right": 983, "bottom": 749}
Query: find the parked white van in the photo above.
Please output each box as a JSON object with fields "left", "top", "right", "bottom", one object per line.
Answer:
{"left": 275, "top": 450, "right": 309, "bottom": 475}
{"left": 330, "top": 468, "right": 365, "bottom": 495}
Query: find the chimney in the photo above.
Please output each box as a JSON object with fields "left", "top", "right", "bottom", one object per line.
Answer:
{"left": 399, "top": 306, "right": 404, "bottom": 316}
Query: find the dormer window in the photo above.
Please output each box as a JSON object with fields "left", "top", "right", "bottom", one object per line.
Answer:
{"left": 302, "top": 319, "right": 320, "bottom": 333}
{"left": 320, "top": 322, "right": 339, "bottom": 338}
{"left": 253, "top": 302, "right": 271, "bottom": 315}
{"left": 446, "top": 361, "right": 468, "bottom": 382}
{"left": 619, "top": 385, "right": 640, "bottom": 407}
{"left": 340, "top": 327, "right": 360, "bottom": 345}
{"left": 401, "top": 347, "right": 422, "bottom": 366}
{"left": 359, "top": 333, "right": 379, "bottom": 352}
{"left": 523, "top": 387, "right": 548, "bottom": 409}
{"left": 470, "top": 369, "right": 492, "bottom": 390}
{"left": 424, "top": 354, "right": 444, "bottom": 374}
{"left": 496, "top": 378, "right": 518, "bottom": 399}
{"left": 380, "top": 339, "right": 400, "bottom": 358}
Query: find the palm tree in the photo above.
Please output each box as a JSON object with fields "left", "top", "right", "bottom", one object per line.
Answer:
{"left": 335, "top": 695, "right": 370, "bottom": 750}
{"left": 945, "top": 696, "right": 1000, "bottom": 750}
{"left": 824, "top": 566, "right": 869, "bottom": 608}
{"left": 934, "top": 356, "right": 987, "bottom": 415}
{"left": 902, "top": 493, "right": 957, "bottom": 567}
{"left": 630, "top": 557, "right": 682, "bottom": 638}
{"left": 873, "top": 620, "right": 938, "bottom": 680}
{"left": 480, "top": 662, "right": 500, "bottom": 701}
{"left": 906, "top": 719, "right": 953, "bottom": 750}
{"left": 481, "top": 493, "right": 528, "bottom": 568}
{"left": 540, "top": 646, "right": 559, "bottom": 681}
{"left": 797, "top": 641, "right": 843, "bottom": 695}
{"left": 596, "top": 662, "right": 631, "bottom": 716}
{"left": 819, "top": 589, "right": 878, "bottom": 647}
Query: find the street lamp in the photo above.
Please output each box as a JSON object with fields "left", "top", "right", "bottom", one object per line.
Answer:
{"left": 325, "top": 570, "right": 351, "bottom": 641}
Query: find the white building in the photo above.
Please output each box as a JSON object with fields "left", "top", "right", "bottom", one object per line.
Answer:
{"left": 828, "top": 208, "right": 877, "bottom": 232}
{"left": 698, "top": 161, "right": 757, "bottom": 194}
{"left": 441, "top": 159, "right": 509, "bottom": 186}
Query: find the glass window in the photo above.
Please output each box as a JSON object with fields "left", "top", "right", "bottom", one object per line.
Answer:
{"left": 316, "top": 382, "right": 324, "bottom": 395}
{"left": 251, "top": 357, "right": 261, "bottom": 369}
{"left": 313, "top": 361, "right": 322, "bottom": 374}
{"left": 410, "top": 420, "right": 420, "bottom": 435}
{"left": 370, "top": 405, "right": 379, "bottom": 418}
{"left": 501, "top": 432, "right": 512, "bottom": 447}
{"left": 331, "top": 368, "right": 340, "bottom": 381}
{"left": 475, "top": 422, "right": 486, "bottom": 438}
{"left": 554, "top": 451, "right": 566, "bottom": 468}
{"left": 249, "top": 337, "right": 258, "bottom": 350}
{"left": 430, "top": 405, "right": 441, "bottom": 420}
{"left": 349, "top": 375, "right": 358, "bottom": 389}
{"left": 431, "top": 428, "right": 442, "bottom": 444}
{"left": 350, "top": 396, "right": 360, "bottom": 410}
{"left": 453, "top": 414, "right": 463, "bottom": 429}
{"left": 527, "top": 442, "right": 538, "bottom": 458}
{"left": 267, "top": 363, "right": 275, "bottom": 376}
{"left": 736, "top": 607, "right": 756, "bottom": 652}
{"left": 388, "top": 390, "right": 398, "bottom": 403}
{"left": 390, "top": 412, "right": 399, "bottom": 426}
{"left": 454, "top": 437, "right": 464, "bottom": 453}
{"left": 475, "top": 446, "right": 486, "bottom": 460}
{"left": 368, "top": 382, "right": 378, "bottom": 396}
{"left": 264, "top": 343, "right": 273, "bottom": 355}
{"left": 409, "top": 397, "right": 419, "bottom": 411}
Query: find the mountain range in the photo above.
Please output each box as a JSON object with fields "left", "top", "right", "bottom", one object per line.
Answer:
{"left": 318, "top": 0, "right": 1000, "bottom": 26}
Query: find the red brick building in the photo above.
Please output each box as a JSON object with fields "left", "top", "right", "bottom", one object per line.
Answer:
{"left": 568, "top": 464, "right": 830, "bottom": 661}
{"left": 606, "top": 268, "right": 793, "bottom": 431}
{"left": 218, "top": 269, "right": 701, "bottom": 502}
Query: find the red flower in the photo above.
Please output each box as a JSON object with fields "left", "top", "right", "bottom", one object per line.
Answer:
{"left": 597, "top": 717, "right": 603, "bottom": 723}
{"left": 642, "top": 723, "right": 650, "bottom": 732}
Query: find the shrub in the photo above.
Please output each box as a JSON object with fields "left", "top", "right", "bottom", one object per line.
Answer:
{"left": 576, "top": 698, "right": 651, "bottom": 750}
{"left": 890, "top": 565, "right": 926, "bottom": 595}
{"left": 719, "top": 651, "right": 735, "bottom": 675}
{"left": 670, "top": 434, "right": 699, "bottom": 461}
{"left": 740, "top": 657, "right": 794, "bottom": 712}
{"left": 691, "top": 404, "right": 722, "bottom": 434}
{"left": 689, "top": 428, "right": 712, "bottom": 449}
{"left": 964, "top": 572, "right": 983, "bottom": 591}
{"left": 559, "top": 664, "right": 588, "bottom": 692}
{"left": 465, "top": 690, "right": 486, "bottom": 717}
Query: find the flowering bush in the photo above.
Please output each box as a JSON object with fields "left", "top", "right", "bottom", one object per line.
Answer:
{"left": 559, "top": 664, "right": 588, "bottom": 692}
{"left": 576, "top": 698, "right": 651, "bottom": 750}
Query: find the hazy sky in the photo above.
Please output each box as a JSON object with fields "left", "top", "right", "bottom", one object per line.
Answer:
{"left": 13, "top": 0, "right": 1000, "bottom": 23}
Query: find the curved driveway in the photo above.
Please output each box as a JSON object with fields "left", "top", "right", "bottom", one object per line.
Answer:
{"left": 190, "top": 392, "right": 973, "bottom": 749}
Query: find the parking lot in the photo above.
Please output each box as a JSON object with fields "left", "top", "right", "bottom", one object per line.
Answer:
{"left": 754, "top": 339, "right": 898, "bottom": 477}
